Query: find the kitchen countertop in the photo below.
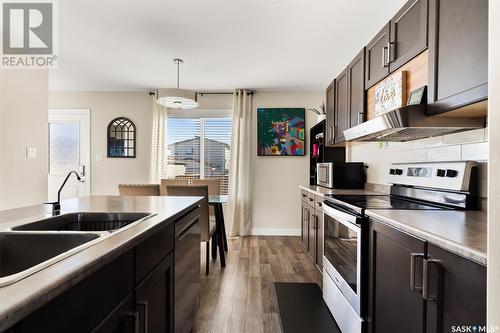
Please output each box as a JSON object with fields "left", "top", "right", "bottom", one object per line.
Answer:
{"left": 366, "top": 209, "right": 487, "bottom": 266}
{"left": 300, "top": 184, "right": 388, "bottom": 196}
{"left": 0, "top": 195, "right": 203, "bottom": 332}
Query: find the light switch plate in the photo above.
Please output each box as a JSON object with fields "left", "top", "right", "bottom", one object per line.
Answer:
{"left": 26, "top": 147, "right": 37, "bottom": 159}
{"left": 95, "top": 154, "right": 103, "bottom": 162}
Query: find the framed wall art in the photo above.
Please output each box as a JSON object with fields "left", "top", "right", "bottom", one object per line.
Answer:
{"left": 257, "top": 108, "right": 305, "bottom": 156}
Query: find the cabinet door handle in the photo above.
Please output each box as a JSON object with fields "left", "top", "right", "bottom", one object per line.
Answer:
{"left": 410, "top": 252, "right": 425, "bottom": 292}
{"left": 126, "top": 311, "right": 140, "bottom": 333}
{"left": 330, "top": 126, "right": 334, "bottom": 141}
{"left": 137, "top": 301, "right": 149, "bottom": 333}
{"left": 423, "top": 259, "right": 441, "bottom": 301}
{"left": 387, "top": 41, "right": 395, "bottom": 64}
{"left": 358, "top": 112, "right": 364, "bottom": 124}
{"left": 382, "top": 46, "right": 388, "bottom": 68}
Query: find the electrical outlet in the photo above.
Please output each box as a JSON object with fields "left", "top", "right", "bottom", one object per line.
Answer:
{"left": 26, "top": 147, "right": 37, "bottom": 159}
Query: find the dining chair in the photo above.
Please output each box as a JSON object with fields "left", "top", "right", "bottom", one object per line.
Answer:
{"left": 191, "top": 178, "right": 220, "bottom": 215}
{"left": 118, "top": 184, "right": 160, "bottom": 196}
{"left": 160, "top": 178, "right": 190, "bottom": 195}
{"left": 191, "top": 178, "right": 221, "bottom": 196}
{"left": 165, "top": 185, "right": 219, "bottom": 275}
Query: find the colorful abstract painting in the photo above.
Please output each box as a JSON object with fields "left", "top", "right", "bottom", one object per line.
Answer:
{"left": 257, "top": 108, "right": 305, "bottom": 156}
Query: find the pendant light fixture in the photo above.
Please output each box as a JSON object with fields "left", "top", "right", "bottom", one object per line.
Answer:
{"left": 156, "top": 58, "right": 199, "bottom": 109}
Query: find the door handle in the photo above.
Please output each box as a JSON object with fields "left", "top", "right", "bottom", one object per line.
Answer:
{"left": 330, "top": 126, "right": 334, "bottom": 141}
{"left": 410, "top": 253, "right": 425, "bottom": 292}
{"left": 387, "top": 41, "right": 394, "bottom": 64}
{"left": 137, "top": 301, "right": 149, "bottom": 333}
{"left": 423, "top": 259, "right": 441, "bottom": 301}
{"left": 357, "top": 112, "right": 364, "bottom": 125}
{"left": 125, "top": 311, "right": 140, "bottom": 333}
{"left": 80, "top": 165, "right": 86, "bottom": 177}
{"left": 382, "top": 46, "right": 388, "bottom": 68}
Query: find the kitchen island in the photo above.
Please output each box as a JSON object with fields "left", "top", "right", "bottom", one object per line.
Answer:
{"left": 0, "top": 195, "right": 203, "bottom": 333}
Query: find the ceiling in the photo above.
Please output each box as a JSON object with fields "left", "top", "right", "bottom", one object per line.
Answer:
{"left": 49, "top": 0, "right": 405, "bottom": 92}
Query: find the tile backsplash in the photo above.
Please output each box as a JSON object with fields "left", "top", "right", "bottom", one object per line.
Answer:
{"left": 347, "top": 128, "right": 488, "bottom": 206}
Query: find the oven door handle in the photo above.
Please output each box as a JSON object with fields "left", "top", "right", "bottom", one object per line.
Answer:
{"left": 323, "top": 204, "right": 359, "bottom": 226}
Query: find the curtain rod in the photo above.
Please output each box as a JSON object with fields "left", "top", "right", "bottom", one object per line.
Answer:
{"left": 148, "top": 91, "right": 254, "bottom": 96}
{"left": 197, "top": 91, "right": 254, "bottom": 96}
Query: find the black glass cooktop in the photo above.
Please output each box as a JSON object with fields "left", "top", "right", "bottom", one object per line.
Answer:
{"left": 325, "top": 195, "right": 450, "bottom": 210}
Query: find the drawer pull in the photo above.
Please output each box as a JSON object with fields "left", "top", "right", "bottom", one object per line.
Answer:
{"left": 410, "top": 252, "right": 425, "bottom": 292}
{"left": 137, "top": 301, "right": 149, "bottom": 333}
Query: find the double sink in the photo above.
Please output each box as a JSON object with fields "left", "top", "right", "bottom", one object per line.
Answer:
{"left": 0, "top": 212, "right": 153, "bottom": 287}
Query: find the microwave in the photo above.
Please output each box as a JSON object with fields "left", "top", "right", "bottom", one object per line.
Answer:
{"left": 316, "top": 162, "right": 365, "bottom": 189}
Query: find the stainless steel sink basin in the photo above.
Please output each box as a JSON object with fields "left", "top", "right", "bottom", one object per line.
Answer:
{"left": 0, "top": 232, "right": 100, "bottom": 286}
{"left": 12, "top": 212, "right": 152, "bottom": 232}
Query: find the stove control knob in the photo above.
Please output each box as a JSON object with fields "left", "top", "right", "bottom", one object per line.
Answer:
{"left": 446, "top": 169, "right": 458, "bottom": 177}
{"left": 395, "top": 169, "right": 403, "bottom": 175}
{"left": 389, "top": 169, "right": 396, "bottom": 175}
{"left": 437, "top": 169, "right": 446, "bottom": 177}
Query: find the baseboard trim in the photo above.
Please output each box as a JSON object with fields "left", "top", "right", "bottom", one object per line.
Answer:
{"left": 251, "top": 228, "right": 301, "bottom": 236}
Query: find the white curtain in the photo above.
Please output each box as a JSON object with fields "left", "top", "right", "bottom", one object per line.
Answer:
{"left": 226, "top": 89, "right": 253, "bottom": 236}
{"left": 150, "top": 99, "right": 168, "bottom": 183}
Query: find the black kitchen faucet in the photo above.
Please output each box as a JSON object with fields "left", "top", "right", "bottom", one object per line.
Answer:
{"left": 45, "top": 171, "right": 83, "bottom": 216}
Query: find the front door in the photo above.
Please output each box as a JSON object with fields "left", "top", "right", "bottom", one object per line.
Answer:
{"left": 48, "top": 109, "right": 90, "bottom": 202}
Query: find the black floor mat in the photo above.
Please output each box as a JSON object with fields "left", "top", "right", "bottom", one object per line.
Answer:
{"left": 275, "top": 282, "right": 341, "bottom": 333}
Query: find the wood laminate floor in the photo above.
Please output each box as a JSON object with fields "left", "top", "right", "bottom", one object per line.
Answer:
{"left": 193, "top": 236, "right": 323, "bottom": 333}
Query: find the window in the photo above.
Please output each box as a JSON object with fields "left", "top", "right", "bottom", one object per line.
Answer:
{"left": 166, "top": 117, "right": 232, "bottom": 194}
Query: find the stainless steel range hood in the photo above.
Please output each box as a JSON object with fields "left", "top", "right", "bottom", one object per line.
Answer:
{"left": 343, "top": 105, "right": 485, "bottom": 142}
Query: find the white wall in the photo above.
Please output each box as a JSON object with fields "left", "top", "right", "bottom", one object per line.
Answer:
{"left": 487, "top": 0, "right": 500, "bottom": 326}
{"left": 251, "top": 91, "right": 323, "bottom": 235}
{"left": 48, "top": 92, "right": 234, "bottom": 195}
{"left": 49, "top": 92, "right": 154, "bottom": 195}
{"left": 0, "top": 70, "right": 49, "bottom": 210}
{"left": 347, "top": 129, "right": 488, "bottom": 209}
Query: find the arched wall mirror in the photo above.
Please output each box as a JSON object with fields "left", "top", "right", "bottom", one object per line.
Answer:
{"left": 107, "top": 117, "right": 136, "bottom": 158}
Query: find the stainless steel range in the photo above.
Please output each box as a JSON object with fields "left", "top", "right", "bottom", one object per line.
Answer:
{"left": 321, "top": 161, "right": 479, "bottom": 333}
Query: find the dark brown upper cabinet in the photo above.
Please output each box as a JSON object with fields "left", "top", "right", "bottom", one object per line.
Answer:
{"left": 365, "top": 22, "right": 390, "bottom": 88}
{"left": 325, "top": 80, "right": 335, "bottom": 146}
{"left": 427, "top": 0, "right": 488, "bottom": 116}
{"left": 348, "top": 48, "right": 366, "bottom": 127}
{"left": 334, "top": 68, "right": 349, "bottom": 143}
{"left": 366, "top": 0, "right": 428, "bottom": 89}
{"left": 389, "top": 0, "right": 428, "bottom": 72}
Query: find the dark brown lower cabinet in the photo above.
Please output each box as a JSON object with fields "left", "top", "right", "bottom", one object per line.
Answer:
{"left": 93, "top": 294, "right": 136, "bottom": 333}
{"left": 301, "top": 201, "right": 310, "bottom": 252}
{"left": 425, "top": 244, "right": 486, "bottom": 333}
{"left": 368, "top": 219, "right": 426, "bottom": 333}
{"left": 12, "top": 250, "right": 135, "bottom": 333}
{"left": 300, "top": 192, "right": 324, "bottom": 273}
{"left": 368, "top": 218, "right": 487, "bottom": 333}
{"left": 135, "top": 253, "right": 174, "bottom": 333}
{"left": 309, "top": 210, "right": 316, "bottom": 263}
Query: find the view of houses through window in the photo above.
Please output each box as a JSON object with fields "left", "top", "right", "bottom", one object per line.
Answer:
{"left": 166, "top": 117, "right": 232, "bottom": 195}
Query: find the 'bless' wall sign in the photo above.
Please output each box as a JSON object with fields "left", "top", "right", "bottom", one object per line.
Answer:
{"left": 374, "top": 71, "right": 407, "bottom": 116}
